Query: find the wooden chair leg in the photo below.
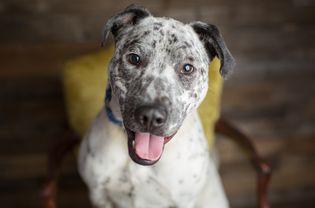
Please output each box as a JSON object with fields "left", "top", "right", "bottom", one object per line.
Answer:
{"left": 41, "top": 128, "right": 80, "bottom": 208}
{"left": 42, "top": 181, "right": 57, "bottom": 208}
{"left": 215, "top": 118, "right": 272, "bottom": 208}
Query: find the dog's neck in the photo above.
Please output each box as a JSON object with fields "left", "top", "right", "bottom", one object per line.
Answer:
{"left": 105, "top": 85, "right": 123, "bottom": 126}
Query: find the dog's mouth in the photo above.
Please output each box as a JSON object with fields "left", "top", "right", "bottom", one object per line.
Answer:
{"left": 126, "top": 127, "right": 176, "bottom": 166}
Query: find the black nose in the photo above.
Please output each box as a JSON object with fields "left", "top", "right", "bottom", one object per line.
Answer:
{"left": 135, "top": 105, "right": 167, "bottom": 131}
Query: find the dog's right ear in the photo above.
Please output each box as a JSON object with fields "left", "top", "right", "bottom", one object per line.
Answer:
{"left": 101, "top": 4, "right": 151, "bottom": 46}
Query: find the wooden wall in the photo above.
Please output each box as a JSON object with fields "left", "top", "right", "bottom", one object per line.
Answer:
{"left": 0, "top": 0, "right": 314, "bottom": 207}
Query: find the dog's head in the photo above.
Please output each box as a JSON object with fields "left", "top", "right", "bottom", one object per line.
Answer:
{"left": 102, "top": 4, "right": 235, "bottom": 165}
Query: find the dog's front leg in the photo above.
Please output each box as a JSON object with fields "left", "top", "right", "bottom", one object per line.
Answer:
{"left": 78, "top": 132, "right": 114, "bottom": 208}
{"left": 196, "top": 157, "right": 229, "bottom": 208}
{"left": 89, "top": 188, "right": 114, "bottom": 208}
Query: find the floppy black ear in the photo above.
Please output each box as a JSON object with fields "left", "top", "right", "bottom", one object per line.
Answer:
{"left": 190, "top": 21, "right": 235, "bottom": 77}
{"left": 101, "top": 4, "right": 151, "bottom": 46}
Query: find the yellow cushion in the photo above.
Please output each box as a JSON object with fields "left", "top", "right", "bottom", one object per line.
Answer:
{"left": 198, "top": 57, "right": 223, "bottom": 148}
{"left": 63, "top": 47, "right": 222, "bottom": 149}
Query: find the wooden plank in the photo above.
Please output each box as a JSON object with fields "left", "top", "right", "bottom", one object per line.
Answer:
{"left": 0, "top": 43, "right": 100, "bottom": 76}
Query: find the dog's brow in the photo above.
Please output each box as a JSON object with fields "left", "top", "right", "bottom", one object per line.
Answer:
{"left": 187, "top": 56, "right": 195, "bottom": 62}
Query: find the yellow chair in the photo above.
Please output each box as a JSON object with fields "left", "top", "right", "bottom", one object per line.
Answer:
{"left": 42, "top": 47, "right": 271, "bottom": 208}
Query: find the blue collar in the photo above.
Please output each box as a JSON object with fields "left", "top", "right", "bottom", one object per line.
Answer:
{"left": 105, "top": 86, "right": 123, "bottom": 127}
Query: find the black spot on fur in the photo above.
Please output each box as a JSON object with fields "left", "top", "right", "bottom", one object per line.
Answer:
{"left": 154, "top": 22, "right": 163, "bottom": 27}
{"left": 128, "top": 185, "right": 134, "bottom": 197}
{"left": 123, "top": 39, "right": 140, "bottom": 49}
{"left": 152, "top": 40, "right": 156, "bottom": 48}
{"left": 184, "top": 41, "right": 192, "bottom": 48}
{"left": 87, "top": 139, "right": 95, "bottom": 158}
{"left": 102, "top": 177, "right": 111, "bottom": 186}
{"left": 177, "top": 45, "right": 187, "bottom": 50}
{"left": 140, "top": 30, "right": 151, "bottom": 39}
{"left": 153, "top": 22, "right": 163, "bottom": 31}
{"left": 171, "top": 34, "right": 178, "bottom": 43}
{"left": 119, "top": 175, "right": 128, "bottom": 183}
{"left": 188, "top": 57, "right": 194, "bottom": 62}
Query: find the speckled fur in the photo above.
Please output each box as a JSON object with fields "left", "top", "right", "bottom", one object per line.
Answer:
{"left": 78, "top": 4, "right": 234, "bottom": 208}
{"left": 109, "top": 16, "right": 210, "bottom": 136}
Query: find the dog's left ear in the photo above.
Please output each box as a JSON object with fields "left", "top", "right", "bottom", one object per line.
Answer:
{"left": 102, "top": 4, "right": 151, "bottom": 46}
{"left": 190, "top": 21, "right": 235, "bottom": 77}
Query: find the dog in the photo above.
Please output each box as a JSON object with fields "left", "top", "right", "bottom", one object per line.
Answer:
{"left": 78, "top": 4, "right": 235, "bottom": 208}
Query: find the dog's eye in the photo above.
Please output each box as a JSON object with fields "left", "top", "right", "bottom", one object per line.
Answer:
{"left": 181, "top": 64, "right": 194, "bottom": 74}
{"left": 127, "top": 53, "right": 141, "bottom": 66}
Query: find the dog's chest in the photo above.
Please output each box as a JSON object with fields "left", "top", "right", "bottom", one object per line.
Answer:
{"left": 79, "top": 111, "right": 211, "bottom": 208}
{"left": 106, "top": 155, "right": 208, "bottom": 207}
{"left": 101, "top": 112, "right": 210, "bottom": 208}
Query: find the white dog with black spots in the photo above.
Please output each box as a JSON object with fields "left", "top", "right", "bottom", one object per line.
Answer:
{"left": 78, "top": 4, "right": 235, "bottom": 208}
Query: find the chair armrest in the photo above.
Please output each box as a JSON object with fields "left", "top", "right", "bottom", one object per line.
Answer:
{"left": 41, "top": 128, "right": 80, "bottom": 208}
{"left": 215, "top": 118, "right": 272, "bottom": 208}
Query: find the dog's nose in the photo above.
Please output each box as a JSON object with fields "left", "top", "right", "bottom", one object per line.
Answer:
{"left": 135, "top": 106, "right": 167, "bottom": 130}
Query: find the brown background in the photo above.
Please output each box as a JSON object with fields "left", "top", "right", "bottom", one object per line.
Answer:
{"left": 1, "top": 0, "right": 314, "bottom": 207}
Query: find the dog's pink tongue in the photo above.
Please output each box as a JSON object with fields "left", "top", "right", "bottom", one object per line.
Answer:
{"left": 134, "top": 132, "right": 164, "bottom": 161}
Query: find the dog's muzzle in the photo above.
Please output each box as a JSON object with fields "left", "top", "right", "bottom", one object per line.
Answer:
{"left": 126, "top": 105, "right": 176, "bottom": 166}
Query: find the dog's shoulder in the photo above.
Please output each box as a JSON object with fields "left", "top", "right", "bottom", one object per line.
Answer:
{"left": 78, "top": 109, "right": 129, "bottom": 184}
